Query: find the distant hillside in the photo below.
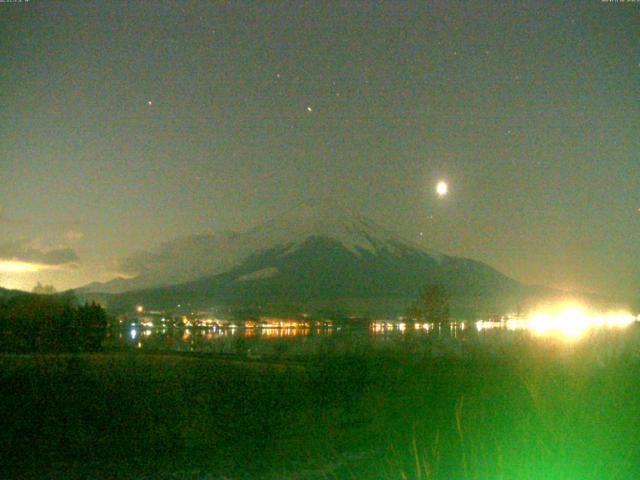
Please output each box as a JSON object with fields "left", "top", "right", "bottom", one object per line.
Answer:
{"left": 0, "top": 287, "right": 28, "bottom": 301}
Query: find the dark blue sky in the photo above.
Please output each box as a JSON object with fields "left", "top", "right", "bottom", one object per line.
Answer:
{"left": 0, "top": 1, "right": 638, "bottom": 296}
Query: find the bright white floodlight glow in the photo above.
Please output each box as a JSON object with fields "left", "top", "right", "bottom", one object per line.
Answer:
{"left": 525, "top": 304, "right": 635, "bottom": 340}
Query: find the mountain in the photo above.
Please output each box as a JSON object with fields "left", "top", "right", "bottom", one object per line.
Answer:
{"left": 82, "top": 202, "right": 534, "bottom": 316}
{"left": 82, "top": 202, "right": 444, "bottom": 294}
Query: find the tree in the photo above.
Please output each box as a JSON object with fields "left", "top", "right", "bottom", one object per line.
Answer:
{"left": 407, "top": 284, "right": 450, "bottom": 323}
{"left": 77, "top": 302, "right": 108, "bottom": 352}
{"left": 32, "top": 282, "right": 57, "bottom": 295}
{"left": 0, "top": 295, "right": 108, "bottom": 353}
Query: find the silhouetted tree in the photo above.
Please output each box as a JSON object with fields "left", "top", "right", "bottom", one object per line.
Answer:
{"left": 407, "top": 284, "right": 450, "bottom": 323}
{"left": 77, "top": 302, "right": 108, "bottom": 351}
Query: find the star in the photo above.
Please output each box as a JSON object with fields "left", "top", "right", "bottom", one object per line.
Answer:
{"left": 147, "top": 100, "right": 153, "bottom": 106}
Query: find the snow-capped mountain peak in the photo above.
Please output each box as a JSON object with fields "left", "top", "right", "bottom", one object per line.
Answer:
{"left": 80, "top": 202, "right": 443, "bottom": 293}
{"left": 246, "top": 202, "right": 398, "bottom": 254}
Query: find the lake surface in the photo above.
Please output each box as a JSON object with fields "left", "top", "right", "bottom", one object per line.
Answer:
{"left": 106, "top": 317, "right": 640, "bottom": 360}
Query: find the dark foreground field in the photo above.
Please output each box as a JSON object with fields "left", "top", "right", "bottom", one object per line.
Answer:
{"left": 1, "top": 338, "right": 639, "bottom": 479}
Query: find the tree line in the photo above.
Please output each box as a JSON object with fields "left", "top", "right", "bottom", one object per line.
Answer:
{"left": 0, "top": 293, "right": 107, "bottom": 353}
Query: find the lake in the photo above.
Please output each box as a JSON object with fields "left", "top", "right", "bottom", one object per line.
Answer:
{"left": 106, "top": 314, "right": 640, "bottom": 361}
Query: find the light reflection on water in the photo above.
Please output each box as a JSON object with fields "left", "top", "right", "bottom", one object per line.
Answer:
{"left": 108, "top": 316, "right": 639, "bottom": 358}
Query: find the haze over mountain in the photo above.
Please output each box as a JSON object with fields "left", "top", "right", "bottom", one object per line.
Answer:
{"left": 80, "top": 202, "right": 542, "bottom": 316}
{"left": 84, "top": 201, "right": 446, "bottom": 294}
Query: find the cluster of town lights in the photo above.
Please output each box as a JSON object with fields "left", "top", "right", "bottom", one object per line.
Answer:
{"left": 130, "top": 303, "right": 636, "bottom": 342}
{"left": 370, "top": 306, "right": 637, "bottom": 340}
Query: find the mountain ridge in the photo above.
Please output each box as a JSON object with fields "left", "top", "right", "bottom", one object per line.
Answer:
{"left": 76, "top": 203, "right": 541, "bottom": 316}
{"left": 81, "top": 202, "right": 446, "bottom": 294}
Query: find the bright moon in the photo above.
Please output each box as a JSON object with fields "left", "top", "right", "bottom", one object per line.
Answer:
{"left": 436, "top": 181, "right": 448, "bottom": 197}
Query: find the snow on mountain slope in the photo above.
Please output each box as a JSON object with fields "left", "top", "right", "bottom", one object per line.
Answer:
{"left": 81, "top": 202, "right": 444, "bottom": 293}
{"left": 243, "top": 201, "right": 443, "bottom": 258}
{"left": 235, "top": 267, "right": 280, "bottom": 282}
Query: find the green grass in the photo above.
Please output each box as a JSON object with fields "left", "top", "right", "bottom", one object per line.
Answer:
{"left": 1, "top": 334, "right": 639, "bottom": 479}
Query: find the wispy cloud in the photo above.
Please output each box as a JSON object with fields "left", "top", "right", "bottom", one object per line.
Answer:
{"left": 0, "top": 240, "right": 80, "bottom": 272}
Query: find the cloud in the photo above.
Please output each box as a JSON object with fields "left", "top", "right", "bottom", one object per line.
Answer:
{"left": 110, "top": 233, "right": 244, "bottom": 288}
{"left": 0, "top": 215, "right": 18, "bottom": 224}
{"left": 0, "top": 240, "right": 80, "bottom": 271}
{"left": 116, "top": 250, "right": 162, "bottom": 275}
{"left": 64, "top": 230, "right": 85, "bottom": 242}
{"left": 0, "top": 212, "right": 83, "bottom": 229}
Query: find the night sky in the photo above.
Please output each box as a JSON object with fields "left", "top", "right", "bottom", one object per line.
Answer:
{"left": 1, "top": 1, "right": 638, "bottom": 297}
